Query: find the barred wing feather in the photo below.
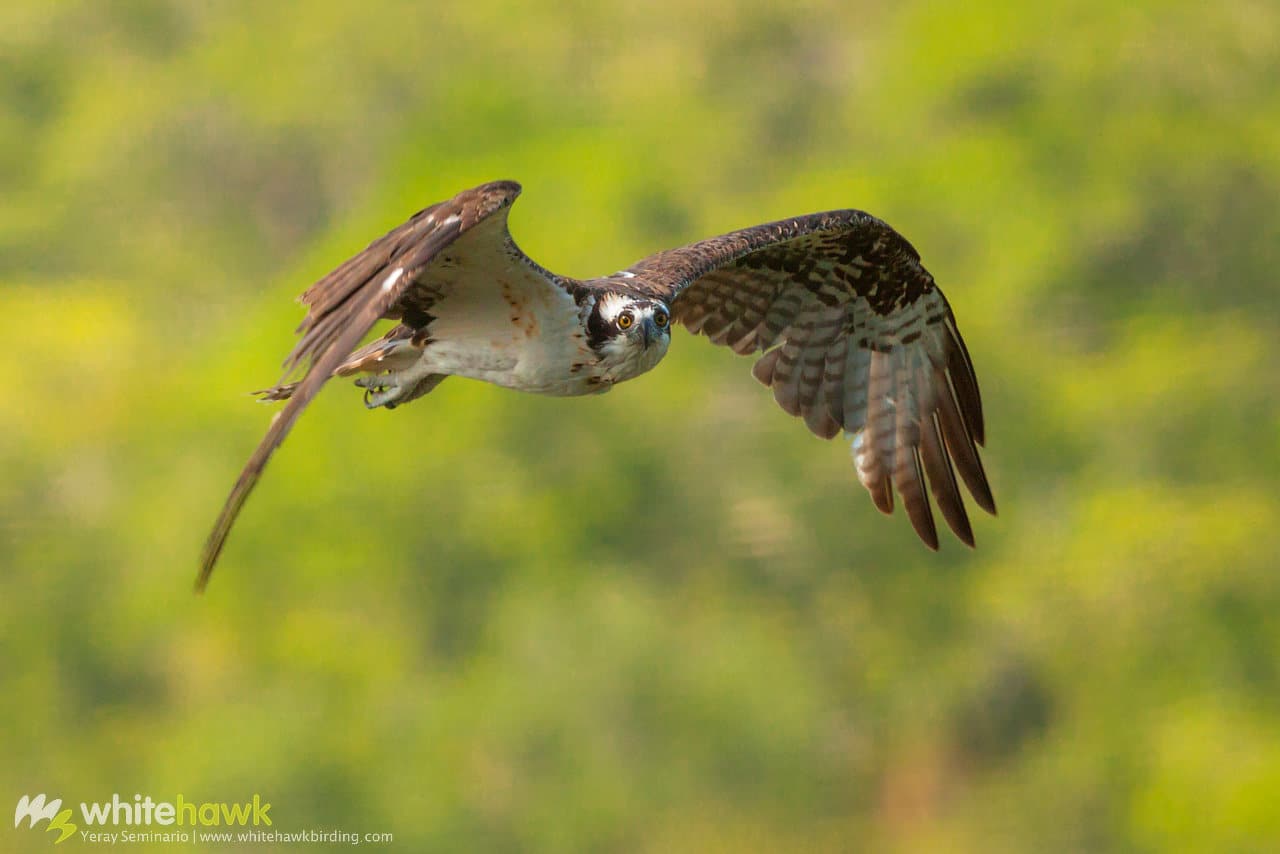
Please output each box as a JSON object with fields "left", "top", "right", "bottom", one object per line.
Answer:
{"left": 624, "top": 210, "right": 995, "bottom": 548}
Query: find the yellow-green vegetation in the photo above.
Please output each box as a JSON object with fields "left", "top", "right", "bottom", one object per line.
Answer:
{"left": 4, "top": 1, "right": 1279, "bottom": 851}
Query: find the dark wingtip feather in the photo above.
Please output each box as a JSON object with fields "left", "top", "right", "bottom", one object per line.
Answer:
{"left": 901, "top": 460, "right": 942, "bottom": 547}
{"left": 197, "top": 292, "right": 388, "bottom": 591}
{"left": 920, "top": 411, "right": 974, "bottom": 547}
{"left": 868, "top": 475, "right": 894, "bottom": 515}
{"left": 967, "top": 470, "right": 997, "bottom": 516}
{"left": 937, "top": 367, "right": 996, "bottom": 516}
{"left": 195, "top": 403, "right": 299, "bottom": 593}
{"left": 946, "top": 324, "right": 985, "bottom": 446}
{"left": 751, "top": 347, "right": 782, "bottom": 386}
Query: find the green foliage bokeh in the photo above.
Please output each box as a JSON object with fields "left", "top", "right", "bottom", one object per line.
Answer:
{"left": 3, "top": 1, "right": 1279, "bottom": 850}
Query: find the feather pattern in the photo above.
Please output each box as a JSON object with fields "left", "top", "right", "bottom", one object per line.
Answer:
{"left": 623, "top": 209, "right": 995, "bottom": 547}
{"left": 200, "top": 182, "right": 996, "bottom": 589}
{"left": 197, "top": 180, "right": 552, "bottom": 589}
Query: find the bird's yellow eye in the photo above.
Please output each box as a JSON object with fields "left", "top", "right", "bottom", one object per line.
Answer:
{"left": 653, "top": 310, "right": 669, "bottom": 328}
{"left": 617, "top": 312, "right": 634, "bottom": 330}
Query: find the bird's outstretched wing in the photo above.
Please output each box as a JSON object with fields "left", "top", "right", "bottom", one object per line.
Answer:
{"left": 196, "top": 180, "right": 525, "bottom": 591}
{"left": 622, "top": 210, "right": 995, "bottom": 548}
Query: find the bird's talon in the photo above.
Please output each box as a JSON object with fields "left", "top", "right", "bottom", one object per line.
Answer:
{"left": 360, "top": 376, "right": 405, "bottom": 409}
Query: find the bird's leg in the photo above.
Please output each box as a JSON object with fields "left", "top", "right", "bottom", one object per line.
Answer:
{"left": 354, "top": 372, "right": 404, "bottom": 409}
{"left": 354, "top": 361, "right": 438, "bottom": 410}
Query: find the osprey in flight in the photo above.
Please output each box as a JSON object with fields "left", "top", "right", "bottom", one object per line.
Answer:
{"left": 197, "top": 180, "right": 994, "bottom": 590}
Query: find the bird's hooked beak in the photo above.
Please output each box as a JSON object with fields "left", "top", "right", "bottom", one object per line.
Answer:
{"left": 641, "top": 316, "right": 659, "bottom": 349}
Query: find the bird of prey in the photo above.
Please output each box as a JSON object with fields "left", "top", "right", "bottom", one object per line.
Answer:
{"left": 197, "top": 180, "right": 994, "bottom": 590}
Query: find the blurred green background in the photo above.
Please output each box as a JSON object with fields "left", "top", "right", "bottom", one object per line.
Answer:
{"left": 4, "top": 1, "right": 1279, "bottom": 851}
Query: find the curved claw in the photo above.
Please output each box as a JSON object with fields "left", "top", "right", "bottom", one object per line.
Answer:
{"left": 353, "top": 368, "right": 424, "bottom": 410}
{"left": 357, "top": 375, "right": 404, "bottom": 409}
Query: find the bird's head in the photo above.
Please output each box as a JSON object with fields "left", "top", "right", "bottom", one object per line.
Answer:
{"left": 587, "top": 292, "right": 672, "bottom": 372}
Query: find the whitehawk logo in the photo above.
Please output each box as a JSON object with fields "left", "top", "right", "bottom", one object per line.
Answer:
{"left": 14, "top": 794, "right": 77, "bottom": 844}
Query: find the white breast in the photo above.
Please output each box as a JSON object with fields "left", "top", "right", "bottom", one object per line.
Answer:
{"left": 412, "top": 252, "right": 600, "bottom": 396}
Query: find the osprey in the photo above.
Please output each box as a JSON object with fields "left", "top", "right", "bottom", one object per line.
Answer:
{"left": 197, "top": 180, "right": 995, "bottom": 590}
